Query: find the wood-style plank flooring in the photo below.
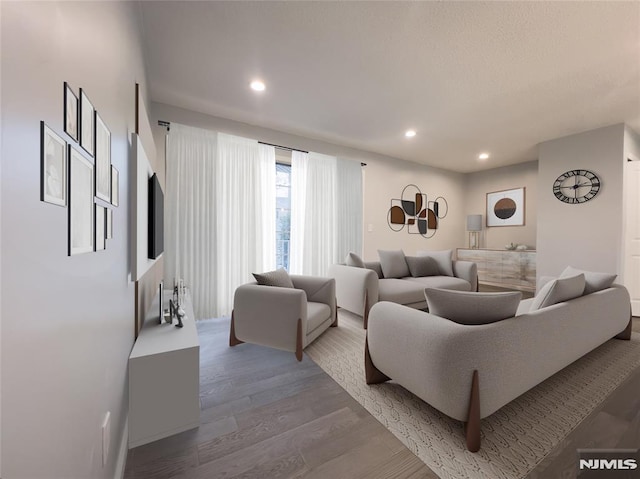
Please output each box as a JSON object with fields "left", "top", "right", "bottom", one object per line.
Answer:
{"left": 124, "top": 317, "right": 435, "bottom": 479}
{"left": 125, "top": 313, "right": 640, "bottom": 479}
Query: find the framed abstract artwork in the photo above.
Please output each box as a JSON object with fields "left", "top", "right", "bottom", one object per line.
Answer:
{"left": 40, "top": 122, "right": 67, "bottom": 207}
{"left": 68, "top": 146, "right": 95, "bottom": 255}
{"left": 63, "top": 82, "right": 79, "bottom": 142}
{"left": 486, "top": 187, "right": 525, "bottom": 227}
{"left": 79, "top": 88, "right": 94, "bottom": 157}
{"left": 94, "top": 113, "right": 111, "bottom": 202}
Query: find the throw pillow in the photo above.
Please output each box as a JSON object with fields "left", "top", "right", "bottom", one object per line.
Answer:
{"left": 424, "top": 288, "right": 522, "bottom": 325}
{"left": 405, "top": 256, "right": 440, "bottom": 277}
{"left": 377, "top": 250, "right": 410, "bottom": 278}
{"left": 560, "top": 266, "right": 616, "bottom": 295}
{"left": 345, "top": 252, "right": 366, "bottom": 268}
{"left": 252, "top": 268, "right": 294, "bottom": 288}
{"left": 416, "top": 249, "right": 454, "bottom": 276}
{"left": 529, "top": 273, "right": 585, "bottom": 311}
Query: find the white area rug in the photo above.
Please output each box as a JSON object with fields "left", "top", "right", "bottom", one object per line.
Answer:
{"left": 305, "top": 311, "right": 640, "bottom": 479}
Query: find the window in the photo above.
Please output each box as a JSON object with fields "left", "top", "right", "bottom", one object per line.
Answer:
{"left": 276, "top": 162, "right": 291, "bottom": 270}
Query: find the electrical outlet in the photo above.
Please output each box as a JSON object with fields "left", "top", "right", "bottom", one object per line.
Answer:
{"left": 368, "top": 223, "right": 373, "bottom": 232}
{"left": 102, "top": 411, "right": 111, "bottom": 467}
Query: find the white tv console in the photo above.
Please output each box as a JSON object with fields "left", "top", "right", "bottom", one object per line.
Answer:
{"left": 128, "top": 290, "right": 200, "bottom": 448}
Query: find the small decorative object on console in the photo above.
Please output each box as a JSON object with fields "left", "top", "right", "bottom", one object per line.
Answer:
{"left": 505, "top": 243, "right": 518, "bottom": 250}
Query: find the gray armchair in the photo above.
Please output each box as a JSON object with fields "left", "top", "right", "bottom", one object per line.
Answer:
{"left": 230, "top": 275, "right": 337, "bottom": 361}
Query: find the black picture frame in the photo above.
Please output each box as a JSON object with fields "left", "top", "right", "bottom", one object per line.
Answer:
{"left": 111, "top": 165, "right": 119, "bottom": 206}
{"left": 106, "top": 208, "right": 113, "bottom": 239}
{"left": 68, "top": 145, "right": 95, "bottom": 255}
{"left": 40, "top": 122, "right": 67, "bottom": 207}
{"left": 79, "top": 88, "right": 95, "bottom": 157}
{"left": 94, "top": 112, "right": 111, "bottom": 202}
{"left": 95, "top": 203, "right": 106, "bottom": 251}
{"left": 63, "top": 82, "right": 79, "bottom": 142}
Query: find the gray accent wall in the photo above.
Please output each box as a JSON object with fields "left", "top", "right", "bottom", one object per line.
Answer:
{"left": 464, "top": 160, "right": 538, "bottom": 250}
{"left": 537, "top": 124, "right": 625, "bottom": 278}
{"left": 1, "top": 2, "right": 148, "bottom": 477}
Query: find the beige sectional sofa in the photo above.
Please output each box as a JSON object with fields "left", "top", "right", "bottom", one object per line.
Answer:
{"left": 365, "top": 277, "right": 632, "bottom": 451}
{"left": 329, "top": 250, "right": 477, "bottom": 328}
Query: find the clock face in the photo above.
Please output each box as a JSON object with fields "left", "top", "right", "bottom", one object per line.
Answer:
{"left": 553, "top": 169, "right": 601, "bottom": 204}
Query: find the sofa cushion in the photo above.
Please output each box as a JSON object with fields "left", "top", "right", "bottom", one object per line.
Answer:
{"left": 560, "top": 266, "right": 616, "bottom": 295}
{"left": 405, "top": 255, "right": 440, "bottom": 277}
{"left": 364, "top": 261, "right": 384, "bottom": 279}
{"left": 530, "top": 273, "right": 585, "bottom": 311}
{"left": 416, "top": 249, "right": 454, "bottom": 276}
{"left": 404, "top": 275, "right": 472, "bottom": 292}
{"left": 252, "top": 268, "right": 294, "bottom": 288}
{"left": 378, "top": 279, "right": 426, "bottom": 305}
{"left": 425, "top": 288, "right": 522, "bottom": 325}
{"left": 345, "top": 252, "right": 366, "bottom": 268}
{"left": 378, "top": 250, "right": 410, "bottom": 279}
{"left": 307, "top": 301, "right": 332, "bottom": 333}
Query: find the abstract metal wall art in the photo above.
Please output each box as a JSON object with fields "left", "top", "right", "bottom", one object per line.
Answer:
{"left": 387, "top": 184, "right": 448, "bottom": 238}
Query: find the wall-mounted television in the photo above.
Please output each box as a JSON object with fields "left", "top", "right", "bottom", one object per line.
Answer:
{"left": 148, "top": 173, "right": 164, "bottom": 259}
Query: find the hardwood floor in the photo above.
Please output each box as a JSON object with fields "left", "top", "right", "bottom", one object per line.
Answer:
{"left": 125, "top": 316, "right": 640, "bottom": 479}
{"left": 124, "top": 317, "right": 436, "bottom": 479}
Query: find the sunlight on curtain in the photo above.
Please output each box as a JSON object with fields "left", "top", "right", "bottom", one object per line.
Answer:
{"left": 290, "top": 152, "right": 362, "bottom": 276}
{"left": 165, "top": 125, "right": 275, "bottom": 318}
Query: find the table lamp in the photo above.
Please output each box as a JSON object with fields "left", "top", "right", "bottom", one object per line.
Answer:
{"left": 467, "top": 215, "right": 483, "bottom": 249}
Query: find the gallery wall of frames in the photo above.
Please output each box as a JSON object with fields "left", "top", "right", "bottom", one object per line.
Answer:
{"left": 40, "top": 82, "right": 119, "bottom": 255}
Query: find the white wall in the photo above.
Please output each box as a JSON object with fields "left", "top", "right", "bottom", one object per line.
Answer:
{"left": 464, "top": 161, "right": 538, "bottom": 250}
{"left": 537, "top": 124, "right": 625, "bottom": 278}
{"left": 151, "top": 102, "right": 466, "bottom": 262}
{"left": 1, "top": 2, "right": 147, "bottom": 477}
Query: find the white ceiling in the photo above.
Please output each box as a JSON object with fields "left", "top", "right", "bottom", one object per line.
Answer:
{"left": 138, "top": 1, "right": 640, "bottom": 173}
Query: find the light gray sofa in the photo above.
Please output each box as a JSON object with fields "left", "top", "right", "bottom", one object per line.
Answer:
{"left": 365, "top": 283, "right": 632, "bottom": 451}
{"left": 329, "top": 260, "right": 477, "bottom": 328}
{"left": 231, "top": 275, "right": 337, "bottom": 361}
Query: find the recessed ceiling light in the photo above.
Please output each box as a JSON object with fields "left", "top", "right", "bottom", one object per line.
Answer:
{"left": 405, "top": 130, "right": 416, "bottom": 138}
{"left": 478, "top": 152, "right": 490, "bottom": 160}
{"left": 250, "top": 80, "right": 266, "bottom": 92}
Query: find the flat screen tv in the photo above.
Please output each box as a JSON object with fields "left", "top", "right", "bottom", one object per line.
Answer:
{"left": 148, "top": 173, "right": 164, "bottom": 259}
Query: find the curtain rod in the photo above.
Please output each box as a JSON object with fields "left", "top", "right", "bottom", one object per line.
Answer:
{"left": 258, "top": 141, "right": 308, "bottom": 154}
{"left": 158, "top": 120, "right": 366, "bottom": 166}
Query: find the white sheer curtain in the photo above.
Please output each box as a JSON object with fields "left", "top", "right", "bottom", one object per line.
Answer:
{"left": 290, "top": 152, "right": 362, "bottom": 276}
{"left": 165, "top": 124, "right": 218, "bottom": 319}
{"left": 165, "top": 125, "right": 275, "bottom": 318}
{"left": 215, "top": 134, "right": 275, "bottom": 316}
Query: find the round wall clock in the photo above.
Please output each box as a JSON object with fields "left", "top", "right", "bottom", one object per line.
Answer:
{"left": 552, "top": 169, "right": 601, "bottom": 204}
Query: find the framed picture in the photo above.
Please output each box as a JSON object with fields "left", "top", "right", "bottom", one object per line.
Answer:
{"left": 40, "top": 122, "right": 67, "bottom": 206}
{"left": 111, "top": 165, "right": 119, "bottom": 206}
{"left": 106, "top": 208, "right": 113, "bottom": 239}
{"left": 63, "top": 82, "right": 78, "bottom": 142}
{"left": 79, "top": 88, "right": 94, "bottom": 157}
{"left": 95, "top": 204, "right": 106, "bottom": 251}
{"left": 486, "top": 187, "right": 525, "bottom": 227}
{"left": 94, "top": 113, "right": 111, "bottom": 201}
{"left": 68, "top": 146, "right": 95, "bottom": 255}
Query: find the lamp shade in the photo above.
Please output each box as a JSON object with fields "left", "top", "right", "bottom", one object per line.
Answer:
{"left": 466, "top": 214, "right": 483, "bottom": 231}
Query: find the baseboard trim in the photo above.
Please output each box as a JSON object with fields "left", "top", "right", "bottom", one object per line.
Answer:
{"left": 114, "top": 417, "right": 128, "bottom": 479}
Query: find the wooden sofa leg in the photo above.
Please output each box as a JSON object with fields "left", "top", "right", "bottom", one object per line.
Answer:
{"left": 331, "top": 298, "right": 338, "bottom": 327}
{"left": 364, "top": 337, "right": 390, "bottom": 384}
{"left": 465, "top": 370, "right": 481, "bottom": 452}
{"left": 229, "top": 311, "right": 244, "bottom": 347}
{"left": 295, "top": 318, "right": 303, "bottom": 362}
{"left": 615, "top": 311, "right": 632, "bottom": 340}
{"left": 363, "top": 291, "right": 370, "bottom": 330}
